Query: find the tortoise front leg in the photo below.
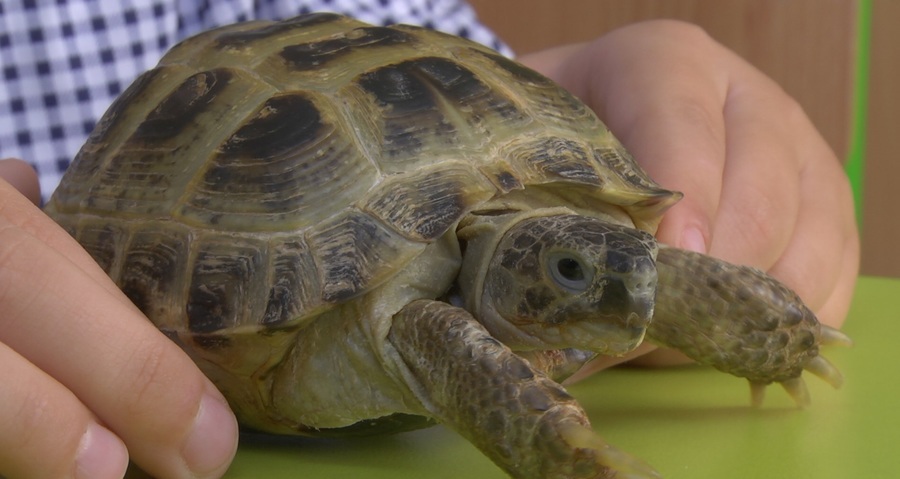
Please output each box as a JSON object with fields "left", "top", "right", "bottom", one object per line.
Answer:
{"left": 651, "top": 247, "right": 851, "bottom": 406}
{"left": 387, "top": 299, "right": 659, "bottom": 479}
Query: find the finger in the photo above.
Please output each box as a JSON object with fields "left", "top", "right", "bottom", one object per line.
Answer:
{"left": 0, "top": 180, "right": 138, "bottom": 310}
{"left": 713, "top": 65, "right": 858, "bottom": 326}
{"left": 766, "top": 145, "right": 859, "bottom": 327}
{"left": 810, "top": 227, "right": 859, "bottom": 328}
{"left": 613, "top": 77, "right": 727, "bottom": 254}
{"left": 707, "top": 72, "right": 803, "bottom": 269}
{"left": 0, "top": 158, "right": 41, "bottom": 206}
{"left": 549, "top": 22, "right": 734, "bottom": 253}
{"left": 0, "top": 341, "right": 128, "bottom": 479}
{"left": 0, "top": 189, "right": 238, "bottom": 478}
{"left": 601, "top": 25, "right": 727, "bottom": 254}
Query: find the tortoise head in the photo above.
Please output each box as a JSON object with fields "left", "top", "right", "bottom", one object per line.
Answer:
{"left": 458, "top": 212, "right": 658, "bottom": 356}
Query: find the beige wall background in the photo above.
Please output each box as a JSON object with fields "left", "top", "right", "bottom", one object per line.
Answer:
{"left": 468, "top": 0, "right": 898, "bottom": 278}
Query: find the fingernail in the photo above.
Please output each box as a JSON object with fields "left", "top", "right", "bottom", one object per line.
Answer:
{"left": 681, "top": 227, "right": 707, "bottom": 254}
{"left": 76, "top": 423, "right": 128, "bottom": 479}
{"left": 183, "top": 392, "right": 238, "bottom": 476}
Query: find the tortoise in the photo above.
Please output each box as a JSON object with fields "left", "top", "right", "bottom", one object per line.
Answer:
{"left": 45, "top": 13, "right": 851, "bottom": 479}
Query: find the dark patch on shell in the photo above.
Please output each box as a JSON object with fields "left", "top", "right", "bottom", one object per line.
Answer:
{"left": 359, "top": 60, "right": 442, "bottom": 114}
{"left": 592, "top": 147, "right": 657, "bottom": 190}
{"left": 178, "top": 89, "right": 373, "bottom": 227}
{"left": 193, "top": 334, "right": 233, "bottom": 349}
{"left": 280, "top": 26, "right": 415, "bottom": 71}
{"left": 215, "top": 13, "right": 344, "bottom": 48}
{"left": 494, "top": 170, "right": 522, "bottom": 192}
{"left": 186, "top": 244, "right": 264, "bottom": 334}
{"left": 186, "top": 283, "right": 230, "bottom": 334}
{"left": 262, "top": 240, "right": 320, "bottom": 326}
{"left": 527, "top": 137, "right": 600, "bottom": 183}
{"left": 356, "top": 58, "right": 457, "bottom": 157}
{"left": 75, "top": 223, "right": 123, "bottom": 273}
{"left": 119, "top": 229, "right": 189, "bottom": 320}
{"left": 357, "top": 56, "right": 528, "bottom": 160}
{"left": 367, "top": 166, "right": 482, "bottom": 241}
{"left": 263, "top": 275, "right": 301, "bottom": 326}
{"left": 308, "top": 210, "right": 412, "bottom": 303}
{"left": 84, "top": 68, "right": 165, "bottom": 151}
{"left": 417, "top": 56, "right": 525, "bottom": 122}
{"left": 133, "top": 69, "right": 233, "bottom": 142}
{"left": 218, "top": 92, "right": 322, "bottom": 162}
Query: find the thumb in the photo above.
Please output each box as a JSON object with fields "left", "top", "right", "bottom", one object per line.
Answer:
{"left": 577, "top": 24, "right": 732, "bottom": 254}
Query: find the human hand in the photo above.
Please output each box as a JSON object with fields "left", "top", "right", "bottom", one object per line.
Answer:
{"left": 0, "top": 158, "right": 40, "bottom": 206}
{"left": 0, "top": 158, "right": 237, "bottom": 478}
{"left": 519, "top": 20, "right": 859, "bottom": 370}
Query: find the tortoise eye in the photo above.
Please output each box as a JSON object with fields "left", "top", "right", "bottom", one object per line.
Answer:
{"left": 547, "top": 252, "right": 592, "bottom": 293}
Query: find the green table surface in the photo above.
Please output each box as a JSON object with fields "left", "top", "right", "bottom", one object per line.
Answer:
{"left": 211, "top": 276, "right": 897, "bottom": 478}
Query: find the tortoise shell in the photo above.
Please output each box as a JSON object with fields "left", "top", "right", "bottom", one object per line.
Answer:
{"left": 46, "top": 13, "right": 678, "bottom": 348}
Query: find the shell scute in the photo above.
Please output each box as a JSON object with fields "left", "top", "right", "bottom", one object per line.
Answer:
{"left": 60, "top": 66, "right": 277, "bottom": 217}
{"left": 214, "top": 13, "right": 347, "bottom": 50}
{"left": 499, "top": 136, "right": 602, "bottom": 188}
{"left": 279, "top": 26, "right": 417, "bottom": 71}
{"left": 186, "top": 236, "right": 268, "bottom": 334}
{"left": 409, "top": 56, "right": 532, "bottom": 130}
{"left": 119, "top": 227, "right": 191, "bottom": 324}
{"left": 134, "top": 69, "right": 233, "bottom": 142}
{"left": 355, "top": 59, "right": 463, "bottom": 166}
{"left": 73, "top": 220, "right": 126, "bottom": 273}
{"left": 161, "top": 14, "right": 360, "bottom": 70}
{"left": 592, "top": 145, "right": 659, "bottom": 191}
{"left": 53, "top": 66, "right": 181, "bottom": 205}
{"left": 520, "top": 137, "right": 603, "bottom": 184}
{"left": 306, "top": 209, "right": 425, "bottom": 303}
{"left": 262, "top": 238, "right": 322, "bottom": 326}
{"left": 469, "top": 49, "right": 605, "bottom": 138}
{"left": 217, "top": 92, "right": 323, "bottom": 159}
{"left": 177, "top": 90, "right": 377, "bottom": 231}
{"left": 364, "top": 162, "right": 496, "bottom": 241}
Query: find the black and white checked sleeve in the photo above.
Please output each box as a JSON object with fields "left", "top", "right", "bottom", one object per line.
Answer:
{"left": 0, "top": 0, "right": 512, "bottom": 199}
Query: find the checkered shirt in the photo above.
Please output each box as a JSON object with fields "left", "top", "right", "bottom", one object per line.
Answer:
{"left": 0, "top": 0, "right": 511, "bottom": 199}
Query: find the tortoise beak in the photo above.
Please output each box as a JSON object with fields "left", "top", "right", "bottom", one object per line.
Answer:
{"left": 594, "top": 275, "right": 655, "bottom": 330}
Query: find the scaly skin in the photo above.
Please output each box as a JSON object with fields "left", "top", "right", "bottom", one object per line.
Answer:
{"left": 387, "top": 299, "right": 660, "bottom": 479}
{"left": 651, "top": 246, "right": 847, "bottom": 404}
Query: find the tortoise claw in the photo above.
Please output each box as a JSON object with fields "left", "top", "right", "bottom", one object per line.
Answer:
{"left": 748, "top": 325, "right": 850, "bottom": 407}
{"left": 749, "top": 381, "right": 767, "bottom": 408}
{"left": 820, "top": 325, "right": 853, "bottom": 347}
{"left": 804, "top": 355, "right": 844, "bottom": 389}
{"left": 750, "top": 378, "right": 811, "bottom": 408}
{"left": 749, "top": 376, "right": 817, "bottom": 408}
{"left": 780, "top": 377, "right": 811, "bottom": 408}
{"left": 561, "top": 424, "right": 663, "bottom": 479}
{"left": 748, "top": 345, "right": 845, "bottom": 408}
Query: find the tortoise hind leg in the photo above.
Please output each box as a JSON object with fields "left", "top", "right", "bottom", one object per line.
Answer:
{"left": 387, "top": 299, "right": 660, "bottom": 479}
